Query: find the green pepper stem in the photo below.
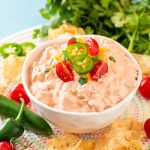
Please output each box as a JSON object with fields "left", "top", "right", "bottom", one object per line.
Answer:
{"left": 15, "top": 98, "right": 25, "bottom": 122}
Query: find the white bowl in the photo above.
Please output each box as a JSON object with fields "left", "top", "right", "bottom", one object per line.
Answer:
{"left": 22, "top": 35, "right": 142, "bottom": 133}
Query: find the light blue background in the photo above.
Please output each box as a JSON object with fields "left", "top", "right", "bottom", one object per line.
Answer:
{"left": 0, "top": 0, "right": 48, "bottom": 39}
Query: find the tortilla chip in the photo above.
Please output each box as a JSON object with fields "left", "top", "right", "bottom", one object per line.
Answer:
{"left": 69, "top": 140, "right": 95, "bottom": 150}
{"left": 48, "top": 24, "right": 85, "bottom": 40}
{"left": 95, "top": 118, "right": 144, "bottom": 150}
{"left": 2, "top": 55, "right": 25, "bottom": 80}
{"left": 48, "top": 133, "right": 80, "bottom": 150}
{"left": 48, "top": 133, "right": 96, "bottom": 150}
{"left": 48, "top": 119, "right": 144, "bottom": 150}
{"left": 132, "top": 53, "right": 150, "bottom": 75}
{"left": 0, "top": 55, "right": 25, "bottom": 96}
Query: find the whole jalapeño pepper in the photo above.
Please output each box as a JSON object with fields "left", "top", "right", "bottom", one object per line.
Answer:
{"left": 0, "top": 95, "right": 53, "bottom": 136}
{"left": 0, "top": 98, "right": 24, "bottom": 141}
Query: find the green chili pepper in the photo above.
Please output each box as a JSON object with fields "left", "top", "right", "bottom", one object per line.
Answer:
{"left": 0, "top": 43, "right": 23, "bottom": 58}
{"left": 72, "top": 56, "right": 94, "bottom": 74}
{"left": 21, "top": 42, "right": 36, "bottom": 55}
{"left": 0, "top": 98, "right": 24, "bottom": 141}
{"left": 0, "top": 95, "right": 53, "bottom": 136}
{"left": 66, "top": 43, "right": 88, "bottom": 62}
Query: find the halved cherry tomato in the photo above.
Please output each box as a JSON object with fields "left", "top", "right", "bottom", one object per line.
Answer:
{"left": 139, "top": 77, "right": 150, "bottom": 99}
{"left": 67, "top": 37, "right": 77, "bottom": 45}
{"left": 85, "top": 38, "right": 99, "bottom": 56}
{"left": 90, "top": 62, "right": 108, "bottom": 81}
{"left": 10, "top": 83, "right": 30, "bottom": 105}
{"left": 144, "top": 118, "right": 150, "bottom": 138}
{"left": 0, "top": 141, "right": 14, "bottom": 150}
{"left": 56, "top": 61, "right": 74, "bottom": 82}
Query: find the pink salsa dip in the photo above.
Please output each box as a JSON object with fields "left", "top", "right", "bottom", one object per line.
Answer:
{"left": 29, "top": 36, "right": 138, "bottom": 112}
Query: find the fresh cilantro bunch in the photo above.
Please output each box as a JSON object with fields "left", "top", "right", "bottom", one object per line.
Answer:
{"left": 36, "top": 0, "right": 150, "bottom": 55}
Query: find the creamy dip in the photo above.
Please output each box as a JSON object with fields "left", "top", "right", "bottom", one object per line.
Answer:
{"left": 29, "top": 36, "right": 138, "bottom": 112}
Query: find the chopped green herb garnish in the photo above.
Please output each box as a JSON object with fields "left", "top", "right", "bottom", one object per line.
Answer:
{"left": 45, "top": 68, "right": 50, "bottom": 73}
{"left": 62, "top": 50, "right": 68, "bottom": 61}
{"left": 32, "top": 29, "right": 40, "bottom": 39}
{"left": 79, "top": 76, "right": 88, "bottom": 85}
{"left": 32, "top": 25, "right": 49, "bottom": 39}
{"left": 92, "top": 55, "right": 101, "bottom": 62}
{"left": 39, "top": 25, "right": 49, "bottom": 38}
{"left": 72, "top": 37, "right": 77, "bottom": 42}
{"left": 109, "top": 56, "right": 116, "bottom": 62}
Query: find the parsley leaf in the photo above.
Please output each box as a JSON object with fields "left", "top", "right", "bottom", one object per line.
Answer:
{"left": 32, "top": 29, "right": 40, "bottom": 39}
{"left": 37, "top": 0, "right": 150, "bottom": 55}
{"left": 109, "top": 56, "right": 116, "bottom": 62}
{"left": 62, "top": 50, "right": 68, "bottom": 61}
{"left": 92, "top": 55, "right": 101, "bottom": 62}
{"left": 32, "top": 25, "right": 49, "bottom": 39}
{"left": 40, "top": 25, "right": 49, "bottom": 38}
{"left": 79, "top": 76, "right": 88, "bottom": 85}
{"left": 45, "top": 68, "right": 50, "bottom": 74}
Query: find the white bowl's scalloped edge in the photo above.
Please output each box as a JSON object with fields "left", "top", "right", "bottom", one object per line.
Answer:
{"left": 22, "top": 35, "right": 142, "bottom": 116}
{"left": 0, "top": 25, "right": 42, "bottom": 43}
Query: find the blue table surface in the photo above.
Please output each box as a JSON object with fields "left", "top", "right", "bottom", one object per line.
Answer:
{"left": 0, "top": 0, "right": 48, "bottom": 40}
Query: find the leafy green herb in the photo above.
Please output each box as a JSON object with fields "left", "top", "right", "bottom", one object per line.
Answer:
{"left": 85, "top": 26, "right": 94, "bottom": 34}
{"left": 32, "top": 29, "right": 40, "bottom": 39}
{"left": 62, "top": 50, "right": 68, "bottom": 61}
{"left": 79, "top": 76, "right": 88, "bottom": 85}
{"left": 40, "top": 25, "right": 49, "bottom": 38}
{"left": 38, "top": 0, "right": 150, "bottom": 55}
{"left": 72, "top": 37, "right": 77, "bottom": 42}
{"left": 33, "top": 25, "right": 50, "bottom": 39}
{"left": 92, "top": 55, "right": 101, "bottom": 62}
{"left": 109, "top": 56, "right": 116, "bottom": 62}
{"left": 45, "top": 68, "right": 50, "bottom": 74}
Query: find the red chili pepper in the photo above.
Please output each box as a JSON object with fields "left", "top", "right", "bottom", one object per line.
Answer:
{"left": 10, "top": 83, "right": 30, "bottom": 105}
{"left": 56, "top": 61, "right": 74, "bottom": 82}
{"left": 90, "top": 62, "right": 108, "bottom": 81}
{"left": 0, "top": 141, "right": 15, "bottom": 150}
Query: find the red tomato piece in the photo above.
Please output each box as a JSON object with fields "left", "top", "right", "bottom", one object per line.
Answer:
{"left": 144, "top": 118, "right": 150, "bottom": 138}
{"left": 56, "top": 61, "right": 74, "bottom": 82}
{"left": 0, "top": 141, "right": 14, "bottom": 150}
{"left": 139, "top": 77, "right": 150, "bottom": 99}
{"left": 67, "top": 37, "right": 77, "bottom": 45}
{"left": 10, "top": 83, "right": 30, "bottom": 105}
{"left": 90, "top": 62, "right": 108, "bottom": 81}
{"left": 85, "top": 38, "right": 99, "bottom": 56}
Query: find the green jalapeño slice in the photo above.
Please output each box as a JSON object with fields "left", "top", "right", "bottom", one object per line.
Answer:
{"left": 72, "top": 56, "right": 94, "bottom": 74}
{"left": 21, "top": 42, "right": 36, "bottom": 55}
{"left": 66, "top": 43, "right": 88, "bottom": 62}
{"left": 0, "top": 43, "right": 23, "bottom": 58}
